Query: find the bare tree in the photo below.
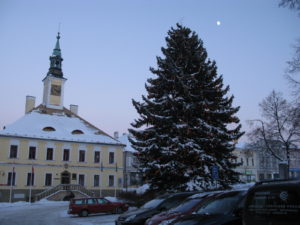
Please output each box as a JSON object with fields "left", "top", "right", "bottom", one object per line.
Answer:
{"left": 279, "top": 0, "right": 300, "bottom": 12}
{"left": 285, "top": 39, "right": 300, "bottom": 98}
{"left": 279, "top": 0, "right": 300, "bottom": 97}
{"left": 248, "top": 91, "right": 300, "bottom": 172}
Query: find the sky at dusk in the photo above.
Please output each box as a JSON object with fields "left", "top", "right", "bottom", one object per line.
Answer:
{"left": 0, "top": 0, "right": 299, "bottom": 142}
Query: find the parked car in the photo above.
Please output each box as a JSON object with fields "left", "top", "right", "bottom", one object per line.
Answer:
{"left": 145, "top": 192, "right": 220, "bottom": 225}
{"left": 243, "top": 179, "right": 300, "bottom": 225}
{"left": 169, "top": 190, "right": 246, "bottom": 225}
{"left": 68, "top": 197, "right": 129, "bottom": 217}
{"left": 115, "top": 192, "right": 197, "bottom": 225}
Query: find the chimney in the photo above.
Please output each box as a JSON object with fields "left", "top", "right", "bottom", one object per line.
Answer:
{"left": 114, "top": 131, "right": 119, "bottom": 139}
{"left": 70, "top": 104, "right": 78, "bottom": 114}
{"left": 25, "top": 96, "right": 36, "bottom": 114}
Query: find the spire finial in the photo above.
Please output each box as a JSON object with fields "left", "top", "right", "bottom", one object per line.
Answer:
{"left": 57, "top": 23, "right": 61, "bottom": 40}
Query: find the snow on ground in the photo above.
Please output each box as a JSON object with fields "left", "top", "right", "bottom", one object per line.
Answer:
{"left": 0, "top": 198, "right": 68, "bottom": 209}
{"left": 0, "top": 199, "right": 118, "bottom": 225}
{"left": 136, "top": 183, "right": 150, "bottom": 194}
{"left": 124, "top": 182, "right": 254, "bottom": 195}
{"left": 0, "top": 184, "right": 255, "bottom": 225}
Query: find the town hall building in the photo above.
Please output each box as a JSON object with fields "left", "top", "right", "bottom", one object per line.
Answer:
{"left": 0, "top": 33, "right": 125, "bottom": 202}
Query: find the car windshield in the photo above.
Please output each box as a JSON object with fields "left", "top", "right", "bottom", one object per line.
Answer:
{"left": 169, "top": 198, "right": 203, "bottom": 213}
{"left": 141, "top": 198, "right": 165, "bottom": 209}
{"left": 196, "top": 193, "right": 241, "bottom": 215}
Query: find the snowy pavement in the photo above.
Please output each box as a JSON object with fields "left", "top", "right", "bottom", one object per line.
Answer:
{"left": 0, "top": 200, "right": 118, "bottom": 225}
{"left": 0, "top": 183, "right": 255, "bottom": 225}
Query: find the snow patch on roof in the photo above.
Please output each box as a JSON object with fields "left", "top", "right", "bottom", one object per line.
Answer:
{"left": 0, "top": 111, "right": 120, "bottom": 145}
{"left": 117, "top": 133, "right": 137, "bottom": 152}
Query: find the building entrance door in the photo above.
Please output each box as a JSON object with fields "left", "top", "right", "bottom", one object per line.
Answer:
{"left": 61, "top": 171, "right": 71, "bottom": 184}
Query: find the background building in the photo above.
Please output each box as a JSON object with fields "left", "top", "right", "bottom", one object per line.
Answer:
{"left": 115, "top": 132, "right": 142, "bottom": 190}
{"left": 233, "top": 147, "right": 258, "bottom": 182}
{"left": 234, "top": 144, "right": 300, "bottom": 182}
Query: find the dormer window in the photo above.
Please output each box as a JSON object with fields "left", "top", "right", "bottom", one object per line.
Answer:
{"left": 72, "top": 129, "right": 84, "bottom": 135}
{"left": 43, "top": 127, "right": 56, "bottom": 132}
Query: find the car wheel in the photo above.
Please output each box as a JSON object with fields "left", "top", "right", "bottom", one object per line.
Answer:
{"left": 80, "top": 210, "right": 89, "bottom": 217}
{"left": 113, "top": 207, "right": 123, "bottom": 214}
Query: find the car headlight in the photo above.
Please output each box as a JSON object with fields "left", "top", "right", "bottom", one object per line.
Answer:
{"left": 125, "top": 214, "right": 137, "bottom": 222}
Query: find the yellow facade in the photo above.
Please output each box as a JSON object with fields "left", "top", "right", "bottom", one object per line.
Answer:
{"left": 0, "top": 135, "right": 124, "bottom": 201}
{"left": 49, "top": 95, "right": 61, "bottom": 106}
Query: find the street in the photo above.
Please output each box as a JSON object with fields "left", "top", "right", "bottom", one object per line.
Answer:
{"left": 0, "top": 201, "right": 118, "bottom": 225}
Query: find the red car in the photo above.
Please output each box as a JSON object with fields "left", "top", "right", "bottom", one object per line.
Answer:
{"left": 68, "top": 197, "right": 129, "bottom": 217}
{"left": 145, "top": 193, "right": 218, "bottom": 225}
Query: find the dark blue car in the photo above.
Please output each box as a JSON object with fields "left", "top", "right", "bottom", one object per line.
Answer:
{"left": 170, "top": 190, "right": 246, "bottom": 225}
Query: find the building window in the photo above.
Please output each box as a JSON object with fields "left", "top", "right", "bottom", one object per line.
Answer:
{"left": 7, "top": 172, "right": 16, "bottom": 186}
{"left": 43, "top": 126, "right": 55, "bottom": 131}
{"left": 79, "top": 150, "right": 85, "bottom": 162}
{"left": 94, "top": 151, "right": 100, "bottom": 163}
{"left": 72, "top": 173, "right": 77, "bottom": 180}
{"left": 246, "top": 158, "right": 249, "bottom": 166}
{"left": 94, "top": 175, "right": 100, "bottom": 187}
{"left": 130, "top": 173, "right": 138, "bottom": 186}
{"left": 45, "top": 173, "right": 52, "bottom": 186}
{"left": 247, "top": 175, "right": 251, "bottom": 182}
{"left": 109, "top": 175, "right": 114, "bottom": 187}
{"left": 78, "top": 174, "right": 85, "bottom": 186}
{"left": 240, "top": 158, "right": 244, "bottom": 165}
{"left": 46, "top": 148, "right": 53, "bottom": 160}
{"left": 63, "top": 149, "right": 70, "bottom": 161}
{"left": 109, "top": 152, "right": 114, "bottom": 164}
{"left": 72, "top": 129, "right": 84, "bottom": 134}
{"left": 27, "top": 173, "right": 34, "bottom": 186}
{"left": 259, "top": 173, "right": 264, "bottom": 181}
{"left": 29, "top": 146, "right": 36, "bottom": 160}
{"left": 9, "top": 145, "right": 18, "bottom": 158}
{"left": 252, "top": 158, "right": 254, "bottom": 166}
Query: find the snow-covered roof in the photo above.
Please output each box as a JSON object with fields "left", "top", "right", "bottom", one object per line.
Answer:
{"left": 235, "top": 142, "right": 246, "bottom": 149}
{"left": 117, "top": 133, "right": 137, "bottom": 152}
{"left": 0, "top": 108, "right": 122, "bottom": 145}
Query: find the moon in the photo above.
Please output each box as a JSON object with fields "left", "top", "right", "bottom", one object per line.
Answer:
{"left": 216, "top": 21, "right": 221, "bottom": 26}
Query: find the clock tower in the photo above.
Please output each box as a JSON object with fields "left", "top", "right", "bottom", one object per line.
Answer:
{"left": 42, "top": 32, "right": 67, "bottom": 109}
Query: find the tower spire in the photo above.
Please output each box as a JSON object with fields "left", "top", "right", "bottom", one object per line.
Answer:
{"left": 47, "top": 32, "right": 63, "bottom": 78}
{"left": 43, "top": 32, "right": 67, "bottom": 110}
{"left": 52, "top": 32, "right": 61, "bottom": 57}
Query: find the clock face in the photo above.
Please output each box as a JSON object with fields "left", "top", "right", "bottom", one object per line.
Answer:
{"left": 51, "top": 84, "right": 61, "bottom": 96}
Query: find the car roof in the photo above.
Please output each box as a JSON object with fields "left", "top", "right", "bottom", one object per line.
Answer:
{"left": 249, "top": 179, "right": 300, "bottom": 190}
{"left": 157, "top": 191, "right": 199, "bottom": 199}
{"left": 72, "top": 197, "right": 105, "bottom": 200}
{"left": 189, "top": 190, "right": 225, "bottom": 199}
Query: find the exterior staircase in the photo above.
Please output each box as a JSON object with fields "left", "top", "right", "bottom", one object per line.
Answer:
{"left": 35, "top": 184, "right": 95, "bottom": 201}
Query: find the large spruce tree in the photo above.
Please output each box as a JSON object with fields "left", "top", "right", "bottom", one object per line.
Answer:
{"left": 129, "top": 24, "right": 244, "bottom": 191}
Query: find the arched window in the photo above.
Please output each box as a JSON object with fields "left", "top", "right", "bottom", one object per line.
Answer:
{"left": 43, "top": 127, "right": 56, "bottom": 131}
{"left": 72, "top": 129, "right": 84, "bottom": 135}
